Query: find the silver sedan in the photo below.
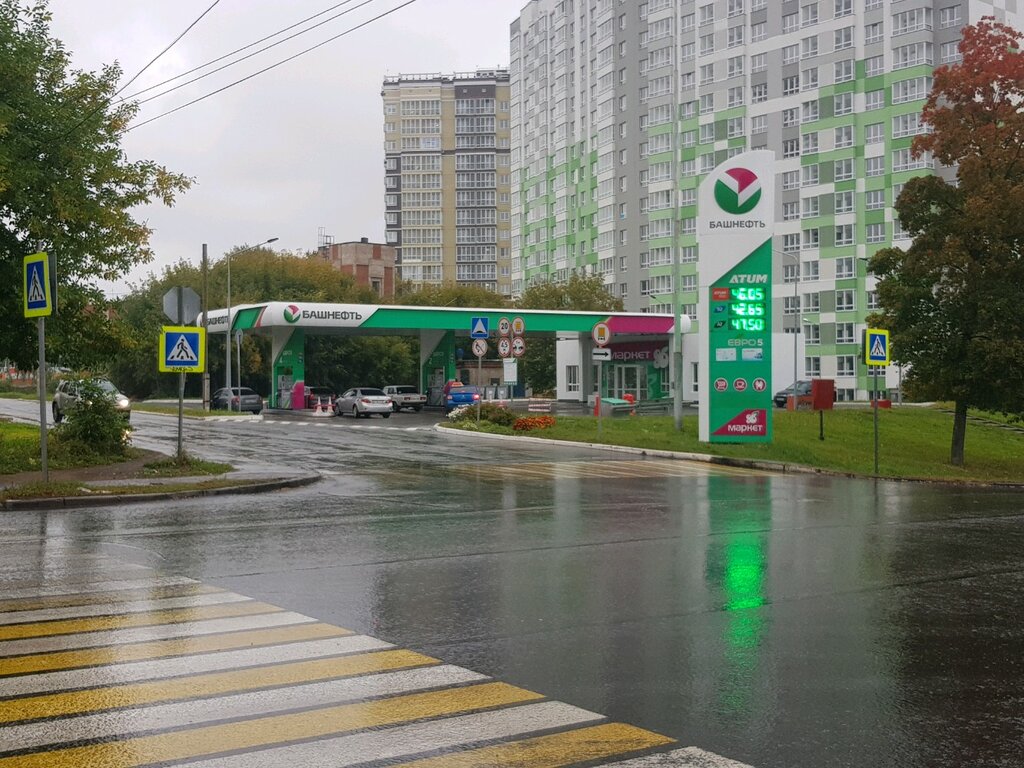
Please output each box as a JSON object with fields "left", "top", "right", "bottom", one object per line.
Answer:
{"left": 334, "top": 387, "right": 393, "bottom": 418}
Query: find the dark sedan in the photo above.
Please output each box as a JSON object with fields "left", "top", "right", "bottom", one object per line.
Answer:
{"left": 212, "top": 387, "right": 264, "bottom": 414}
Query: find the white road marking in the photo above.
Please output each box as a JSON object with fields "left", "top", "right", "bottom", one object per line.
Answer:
{"left": 0, "top": 635, "right": 390, "bottom": 698}
{"left": 183, "top": 700, "right": 604, "bottom": 768}
{"left": 0, "top": 665, "right": 486, "bottom": 752}
{"left": 0, "top": 576, "right": 200, "bottom": 601}
{"left": 0, "top": 592, "right": 252, "bottom": 626}
{"left": 605, "top": 747, "right": 755, "bottom": 767}
{"left": 0, "top": 612, "right": 316, "bottom": 657}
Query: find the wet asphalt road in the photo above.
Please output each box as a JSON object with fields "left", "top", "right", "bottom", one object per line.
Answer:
{"left": 2, "top": 401, "right": 1024, "bottom": 767}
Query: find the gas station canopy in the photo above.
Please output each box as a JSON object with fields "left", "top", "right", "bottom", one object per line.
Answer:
{"left": 205, "top": 301, "right": 678, "bottom": 337}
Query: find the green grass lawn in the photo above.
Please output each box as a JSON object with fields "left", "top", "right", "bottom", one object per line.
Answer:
{"left": 132, "top": 404, "right": 256, "bottom": 418}
{"left": 0, "top": 421, "right": 140, "bottom": 474}
{"left": 453, "top": 406, "right": 1024, "bottom": 484}
{"left": 141, "top": 455, "right": 233, "bottom": 477}
{"left": 0, "top": 390, "right": 40, "bottom": 400}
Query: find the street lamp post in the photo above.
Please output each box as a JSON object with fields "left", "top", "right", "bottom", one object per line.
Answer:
{"left": 777, "top": 249, "right": 801, "bottom": 407}
{"left": 225, "top": 237, "right": 278, "bottom": 410}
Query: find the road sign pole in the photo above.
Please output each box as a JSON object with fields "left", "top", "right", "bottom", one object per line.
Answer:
{"left": 477, "top": 352, "right": 482, "bottom": 426}
{"left": 177, "top": 373, "right": 185, "bottom": 460}
{"left": 177, "top": 290, "right": 185, "bottom": 460}
{"left": 37, "top": 317, "right": 48, "bottom": 483}
{"left": 873, "top": 365, "right": 879, "bottom": 476}
{"left": 597, "top": 360, "right": 603, "bottom": 437}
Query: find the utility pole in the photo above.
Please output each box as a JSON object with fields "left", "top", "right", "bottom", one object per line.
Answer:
{"left": 201, "top": 243, "right": 210, "bottom": 411}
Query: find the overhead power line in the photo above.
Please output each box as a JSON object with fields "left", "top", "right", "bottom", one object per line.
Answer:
{"left": 122, "top": 0, "right": 368, "bottom": 104}
{"left": 58, "top": 0, "right": 222, "bottom": 141}
{"left": 116, "top": 0, "right": 223, "bottom": 98}
{"left": 127, "top": 0, "right": 419, "bottom": 132}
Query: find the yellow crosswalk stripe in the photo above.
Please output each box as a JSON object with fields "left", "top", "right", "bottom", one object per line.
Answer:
{"left": 0, "top": 601, "right": 280, "bottom": 641}
{"left": 0, "top": 648, "right": 438, "bottom": 723}
{"left": 0, "top": 622, "right": 350, "bottom": 676}
{"left": 392, "top": 722, "right": 675, "bottom": 767}
{"left": 0, "top": 583, "right": 224, "bottom": 614}
{"left": 0, "top": 682, "right": 543, "bottom": 768}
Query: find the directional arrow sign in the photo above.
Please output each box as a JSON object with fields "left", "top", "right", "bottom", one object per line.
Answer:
{"left": 592, "top": 348, "right": 612, "bottom": 362}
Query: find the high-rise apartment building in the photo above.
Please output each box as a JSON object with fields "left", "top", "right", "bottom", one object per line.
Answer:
{"left": 382, "top": 70, "right": 513, "bottom": 295}
{"left": 511, "top": 0, "right": 1021, "bottom": 400}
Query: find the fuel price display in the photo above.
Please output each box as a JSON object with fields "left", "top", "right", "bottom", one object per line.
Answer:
{"left": 728, "top": 287, "right": 766, "bottom": 331}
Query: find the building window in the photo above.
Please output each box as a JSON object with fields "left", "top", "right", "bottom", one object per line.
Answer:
{"left": 835, "top": 224, "right": 855, "bottom": 246}
{"left": 865, "top": 55, "right": 884, "bottom": 77}
{"left": 865, "top": 156, "right": 885, "bottom": 177}
{"left": 834, "top": 158, "right": 854, "bottom": 182}
{"left": 836, "top": 323, "right": 856, "bottom": 344}
{"left": 834, "top": 92, "right": 853, "bottom": 116}
{"left": 940, "top": 5, "right": 961, "bottom": 28}
{"left": 837, "top": 355, "right": 856, "bottom": 376}
{"left": 835, "top": 289, "right": 855, "bottom": 311}
{"left": 835, "top": 256, "right": 855, "bottom": 278}
{"left": 866, "top": 223, "right": 886, "bottom": 243}
{"left": 835, "top": 191, "right": 854, "bottom": 214}
{"left": 566, "top": 365, "right": 580, "bottom": 393}
{"left": 834, "top": 59, "right": 854, "bottom": 83}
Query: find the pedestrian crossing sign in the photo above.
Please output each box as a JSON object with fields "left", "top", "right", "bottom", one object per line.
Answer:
{"left": 865, "top": 328, "right": 890, "bottom": 366}
{"left": 23, "top": 252, "right": 52, "bottom": 317}
{"left": 160, "top": 326, "right": 206, "bottom": 373}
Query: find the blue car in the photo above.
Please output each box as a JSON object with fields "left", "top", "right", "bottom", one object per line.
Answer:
{"left": 445, "top": 384, "right": 481, "bottom": 413}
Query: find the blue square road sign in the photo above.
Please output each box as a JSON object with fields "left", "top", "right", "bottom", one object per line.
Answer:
{"left": 470, "top": 316, "right": 489, "bottom": 339}
{"left": 865, "top": 329, "right": 890, "bottom": 366}
{"left": 23, "top": 252, "right": 52, "bottom": 318}
{"left": 160, "top": 326, "right": 206, "bottom": 373}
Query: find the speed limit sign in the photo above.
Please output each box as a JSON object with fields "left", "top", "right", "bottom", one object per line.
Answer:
{"left": 498, "top": 317, "right": 512, "bottom": 337}
{"left": 498, "top": 337, "right": 512, "bottom": 358}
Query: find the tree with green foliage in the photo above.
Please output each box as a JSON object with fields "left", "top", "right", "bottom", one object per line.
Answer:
{"left": 870, "top": 18, "right": 1024, "bottom": 467}
{"left": 110, "top": 249, "right": 400, "bottom": 399}
{"left": 516, "top": 274, "right": 623, "bottom": 393}
{"left": 0, "top": 1, "right": 191, "bottom": 370}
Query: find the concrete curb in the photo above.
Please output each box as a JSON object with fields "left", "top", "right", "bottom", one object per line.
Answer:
{"left": 1, "top": 472, "right": 321, "bottom": 511}
{"left": 434, "top": 423, "right": 825, "bottom": 476}
{"left": 435, "top": 424, "right": 1024, "bottom": 488}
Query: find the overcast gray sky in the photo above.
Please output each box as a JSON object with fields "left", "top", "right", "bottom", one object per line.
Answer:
{"left": 49, "top": 0, "right": 525, "bottom": 296}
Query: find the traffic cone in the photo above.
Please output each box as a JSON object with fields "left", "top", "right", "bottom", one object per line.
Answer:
{"left": 314, "top": 397, "right": 323, "bottom": 415}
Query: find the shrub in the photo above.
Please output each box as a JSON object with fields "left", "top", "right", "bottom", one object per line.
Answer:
{"left": 513, "top": 415, "right": 556, "bottom": 431}
{"left": 448, "top": 402, "right": 518, "bottom": 426}
{"left": 53, "top": 381, "right": 132, "bottom": 458}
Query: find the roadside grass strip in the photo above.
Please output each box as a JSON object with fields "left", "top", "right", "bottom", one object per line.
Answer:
{"left": 0, "top": 549, "right": 749, "bottom": 767}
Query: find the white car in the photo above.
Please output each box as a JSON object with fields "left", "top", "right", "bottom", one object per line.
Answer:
{"left": 334, "top": 387, "right": 393, "bottom": 418}
{"left": 382, "top": 385, "right": 427, "bottom": 412}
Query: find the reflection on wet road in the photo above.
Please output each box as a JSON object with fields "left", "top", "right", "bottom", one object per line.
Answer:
{"left": 1, "top": 401, "right": 1023, "bottom": 766}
